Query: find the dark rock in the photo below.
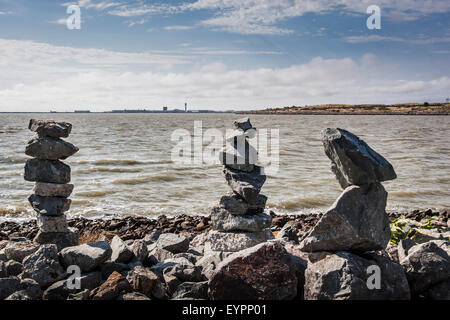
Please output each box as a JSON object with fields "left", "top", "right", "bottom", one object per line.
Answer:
{"left": 218, "top": 193, "right": 248, "bottom": 216}
{"left": 24, "top": 159, "right": 71, "bottom": 184}
{"left": 277, "top": 221, "right": 299, "bottom": 243}
{"left": 28, "top": 119, "right": 72, "bottom": 138}
{"left": 43, "top": 272, "right": 102, "bottom": 300}
{"left": 60, "top": 241, "right": 112, "bottom": 272}
{"left": 156, "top": 233, "right": 189, "bottom": 254}
{"left": 100, "top": 261, "right": 130, "bottom": 280}
{"left": 300, "top": 183, "right": 390, "bottom": 253}
{"left": 322, "top": 128, "right": 397, "bottom": 187}
{"left": 34, "top": 227, "right": 78, "bottom": 251}
{"left": 0, "top": 277, "right": 21, "bottom": 299}
{"left": 427, "top": 280, "right": 450, "bottom": 300}
{"left": 20, "top": 278, "right": 42, "bottom": 299}
{"left": 25, "top": 136, "right": 78, "bottom": 160}
{"left": 34, "top": 182, "right": 74, "bottom": 198}
{"left": 4, "top": 239, "right": 39, "bottom": 262}
{"left": 143, "top": 231, "right": 162, "bottom": 244}
{"left": 223, "top": 166, "right": 266, "bottom": 204}
{"left": 209, "top": 241, "right": 297, "bottom": 300}
{"left": 173, "top": 281, "right": 208, "bottom": 300}
{"left": 234, "top": 117, "right": 253, "bottom": 131}
{"left": 162, "top": 258, "right": 205, "bottom": 283}
{"left": 304, "top": 251, "right": 410, "bottom": 300}
{"left": 5, "top": 290, "right": 32, "bottom": 300}
{"left": 127, "top": 266, "right": 166, "bottom": 299}
{"left": 28, "top": 194, "right": 71, "bottom": 216}
{"left": 400, "top": 240, "right": 450, "bottom": 295}
{"left": 5, "top": 260, "right": 23, "bottom": 276}
{"left": 22, "top": 244, "right": 66, "bottom": 287}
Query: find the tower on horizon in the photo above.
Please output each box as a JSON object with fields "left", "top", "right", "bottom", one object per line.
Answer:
{"left": 185, "top": 102, "right": 187, "bottom": 112}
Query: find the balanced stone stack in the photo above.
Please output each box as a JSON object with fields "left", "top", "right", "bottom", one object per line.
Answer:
{"left": 24, "top": 119, "right": 79, "bottom": 250}
{"left": 204, "top": 118, "right": 273, "bottom": 253}
{"left": 300, "top": 128, "right": 397, "bottom": 252}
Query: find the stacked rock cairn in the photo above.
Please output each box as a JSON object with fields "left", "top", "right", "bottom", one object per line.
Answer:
{"left": 24, "top": 119, "right": 79, "bottom": 250}
{"left": 204, "top": 118, "right": 273, "bottom": 254}
{"left": 300, "top": 128, "right": 397, "bottom": 252}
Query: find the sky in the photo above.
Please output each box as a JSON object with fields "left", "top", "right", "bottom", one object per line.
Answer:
{"left": 0, "top": 0, "right": 449, "bottom": 112}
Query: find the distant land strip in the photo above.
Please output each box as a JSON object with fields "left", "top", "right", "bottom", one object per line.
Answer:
{"left": 237, "top": 103, "right": 450, "bottom": 115}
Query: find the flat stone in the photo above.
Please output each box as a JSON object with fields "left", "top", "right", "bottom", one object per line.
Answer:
{"left": 36, "top": 213, "right": 68, "bottom": 233}
{"left": 233, "top": 117, "right": 253, "bottom": 131}
{"left": 24, "top": 159, "right": 71, "bottom": 184}
{"left": 156, "top": 233, "right": 189, "bottom": 254}
{"left": 219, "top": 140, "right": 257, "bottom": 173}
{"left": 4, "top": 239, "right": 40, "bottom": 262}
{"left": 21, "top": 244, "right": 66, "bottom": 287}
{"left": 223, "top": 165, "right": 266, "bottom": 204}
{"left": 209, "top": 241, "right": 297, "bottom": 300}
{"left": 34, "top": 227, "right": 79, "bottom": 251}
{"left": 29, "top": 194, "right": 71, "bottom": 216}
{"left": 299, "top": 183, "right": 391, "bottom": 253}
{"left": 60, "top": 241, "right": 112, "bottom": 272}
{"left": 322, "top": 128, "right": 397, "bottom": 187}
{"left": 25, "top": 136, "right": 78, "bottom": 160}
{"left": 218, "top": 193, "right": 248, "bottom": 215}
{"left": 204, "top": 229, "right": 274, "bottom": 253}
{"left": 34, "top": 182, "right": 74, "bottom": 197}
{"left": 110, "top": 236, "right": 133, "bottom": 264}
{"left": 304, "top": 251, "right": 410, "bottom": 300}
{"left": 400, "top": 240, "right": 450, "bottom": 295}
{"left": 28, "top": 119, "right": 72, "bottom": 138}
{"left": 211, "top": 207, "right": 272, "bottom": 232}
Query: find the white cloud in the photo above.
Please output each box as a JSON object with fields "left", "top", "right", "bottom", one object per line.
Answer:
{"left": 62, "top": 0, "right": 121, "bottom": 10}
{"left": 164, "top": 25, "right": 195, "bottom": 31}
{"left": 0, "top": 39, "right": 448, "bottom": 112}
{"left": 343, "top": 35, "right": 450, "bottom": 44}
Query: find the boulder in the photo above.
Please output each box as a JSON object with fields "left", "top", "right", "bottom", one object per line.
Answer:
{"left": 25, "top": 136, "right": 78, "bottom": 160}
{"left": 5, "top": 260, "right": 23, "bottom": 276}
{"left": 196, "top": 253, "right": 225, "bottom": 280}
{"left": 34, "top": 227, "right": 78, "bottom": 251}
{"left": 60, "top": 241, "right": 112, "bottom": 272}
{"left": 36, "top": 214, "right": 68, "bottom": 232}
{"left": 0, "top": 277, "right": 21, "bottom": 300}
{"left": 129, "top": 240, "right": 148, "bottom": 262}
{"left": 147, "top": 246, "right": 175, "bottom": 265}
{"left": 209, "top": 241, "right": 297, "bottom": 300}
{"left": 127, "top": 266, "right": 166, "bottom": 299}
{"left": 211, "top": 207, "right": 272, "bottom": 232}
{"left": 322, "top": 128, "right": 397, "bottom": 187}
{"left": 34, "top": 182, "right": 74, "bottom": 198}
{"left": 204, "top": 229, "right": 274, "bottom": 253}
{"left": 28, "top": 119, "right": 72, "bottom": 138}
{"left": 172, "top": 281, "right": 208, "bottom": 300}
{"left": 4, "top": 239, "right": 39, "bottom": 262}
{"left": 218, "top": 193, "right": 248, "bottom": 216}
{"left": 24, "top": 159, "right": 71, "bottom": 184}
{"left": 277, "top": 221, "right": 299, "bottom": 243}
{"left": 20, "top": 278, "right": 43, "bottom": 300}
{"left": 110, "top": 236, "right": 133, "bottom": 263}
{"left": 28, "top": 194, "right": 71, "bottom": 216}
{"left": 427, "top": 280, "right": 450, "bottom": 300}
{"left": 43, "top": 271, "right": 102, "bottom": 300}
{"left": 21, "top": 244, "right": 66, "bottom": 287}
{"left": 299, "top": 183, "right": 390, "bottom": 252}
{"left": 100, "top": 261, "right": 130, "bottom": 280}
{"left": 90, "top": 271, "right": 131, "bottom": 300}
{"left": 156, "top": 233, "right": 189, "bottom": 254}
{"left": 304, "top": 251, "right": 410, "bottom": 300}
{"left": 162, "top": 258, "right": 205, "bottom": 283}
{"left": 400, "top": 240, "right": 450, "bottom": 295}
{"left": 223, "top": 166, "right": 266, "bottom": 204}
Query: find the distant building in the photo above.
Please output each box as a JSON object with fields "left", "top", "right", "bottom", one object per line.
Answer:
{"left": 74, "top": 110, "right": 91, "bottom": 113}
{"left": 163, "top": 106, "right": 168, "bottom": 111}
{"left": 185, "top": 103, "right": 187, "bottom": 112}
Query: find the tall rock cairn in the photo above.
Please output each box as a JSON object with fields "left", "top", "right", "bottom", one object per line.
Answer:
{"left": 24, "top": 119, "right": 79, "bottom": 250}
{"left": 299, "top": 128, "right": 397, "bottom": 252}
{"left": 205, "top": 118, "right": 274, "bottom": 254}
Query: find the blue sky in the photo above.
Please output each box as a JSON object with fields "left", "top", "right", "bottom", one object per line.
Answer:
{"left": 0, "top": 0, "right": 449, "bottom": 111}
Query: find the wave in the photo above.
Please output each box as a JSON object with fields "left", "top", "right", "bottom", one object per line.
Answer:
{"left": 75, "top": 190, "right": 117, "bottom": 197}
{"left": 269, "top": 197, "right": 330, "bottom": 210}
{"left": 74, "top": 167, "right": 143, "bottom": 174}
{"left": 112, "top": 174, "right": 178, "bottom": 185}
{"left": 71, "top": 159, "right": 172, "bottom": 166}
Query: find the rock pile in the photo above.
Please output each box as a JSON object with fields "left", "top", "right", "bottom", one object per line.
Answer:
{"left": 24, "top": 119, "right": 79, "bottom": 250}
{"left": 204, "top": 118, "right": 273, "bottom": 254}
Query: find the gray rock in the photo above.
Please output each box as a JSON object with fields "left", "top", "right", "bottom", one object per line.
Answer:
{"left": 427, "top": 280, "right": 450, "bottom": 300}
{"left": 20, "top": 278, "right": 42, "bottom": 299}
{"left": 117, "top": 291, "right": 151, "bottom": 300}
{"left": 143, "top": 231, "right": 162, "bottom": 245}
{"left": 247, "top": 194, "right": 267, "bottom": 214}
{"left": 24, "top": 159, "right": 71, "bottom": 184}
{"left": 110, "top": 236, "right": 133, "bottom": 263}
{"left": 100, "top": 261, "right": 130, "bottom": 280}
{"left": 196, "top": 252, "right": 226, "bottom": 280}
{"left": 277, "top": 221, "right": 299, "bottom": 243}
{"left": 162, "top": 258, "right": 205, "bottom": 283}
{"left": 0, "top": 261, "right": 6, "bottom": 277}
{"left": 398, "top": 238, "right": 416, "bottom": 262}
{"left": 5, "top": 260, "right": 23, "bottom": 276}
{"left": 172, "top": 281, "right": 208, "bottom": 299}
{"left": 400, "top": 240, "right": 450, "bottom": 295}
{"left": 0, "top": 249, "right": 6, "bottom": 262}
{"left": 28, "top": 119, "right": 72, "bottom": 138}
{"left": 211, "top": 207, "right": 272, "bottom": 232}
{"left": 34, "top": 227, "right": 78, "bottom": 251}
{"left": 36, "top": 213, "right": 68, "bottom": 232}
{"left": 218, "top": 193, "right": 248, "bottom": 215}
{"left": 21, "top": 244, "right": 66, "bottom": 287}
{"left": 322, "top": 128, "right": 397, "bottom": 187}
{"left": 25, "top": 136, "right": 78, "bottom": 160}
{"left": 233, "top": 117, "right": 253, "bottom": 131}
{"left": 130, "top": 240, "right": 148, "bottom": 262}
{"left": 127, "top": 266, "right": 167, "bottom": 299}
{"left": 0, "top": 277, "right": 21, "bottom": 299}
{"left": 304, "top": 251, "right": 410, "bottom": 300}
{"left": 209, "top": 241, "right": 297, "bottom": 300}
{"left": 28, "top": 194, "right": 71, "bottom": 216}
{"left": 299, "top": 183, "right": 391, "bottom": 252}
{"left": 43, "top": 271, "right": 102, "bottom": 300}
{"left": 284, "top": 243, "right": 309, "bottom": 299}
{"left": 4, "top": 239, "right": 39, "bottom": 262}
{"left": 60, "top": 241, "right": 112, "bottom": 272}
{"left": 223, "top": 166, "right": 266, "bottom": 204}
{"left": 204, "top": 229, "right": 274, "bottom": 253}
{"left": 156, "top": 233, "right": 189, "bottom": 254}
{"left": 34, "top": 182, "right": 74, "bottom": 198}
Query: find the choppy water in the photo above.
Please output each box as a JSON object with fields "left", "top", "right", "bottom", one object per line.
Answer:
{"left": 0, "top": 113, "right": 449, "bottom": 221}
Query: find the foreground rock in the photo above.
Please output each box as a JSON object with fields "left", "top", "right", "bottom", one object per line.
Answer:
{"left": 204, "top": 230, "right": 274, "bottom": 253}
{"left": 322, "top": 128, "right": 397, "bottom": 188}
{"left": 34, "top": 227, "right": 78, "bottom": 251}
{"left": 90, "top": 271, "right": 131, "bottom": 300}
{"left": 156, "top": 233, "right": 189, "bottom": 254}
{"left": 304, "top": 251, "right": 410, "bottom": 300}
{"left": 28, "top": 119, "right": 72, "bottom": 138}
{"left": 4, "top": 239, "right": 39, "bottom": 262}
{"left": 59, "top": 241, "right": 112, "bottom": 272}
{"left": 34, "top": 182, "right": 74, "bottom": 198}
{"left": 24, "top": 159, "right": 71, "bottom": 184}
{"left": 210, "top": 207, "right": 271, "bottom": 232}
{"left": 300, "top": 183, "right": 390, "bottom": 252}
{"left": 209, "top": 241, "right": 297, "bottom": 300}
{"left": 25, "top": 136, "right": 79, "bottom": 160}
{"left": 28, "top": 194, "right": 71, "bottom": 216}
